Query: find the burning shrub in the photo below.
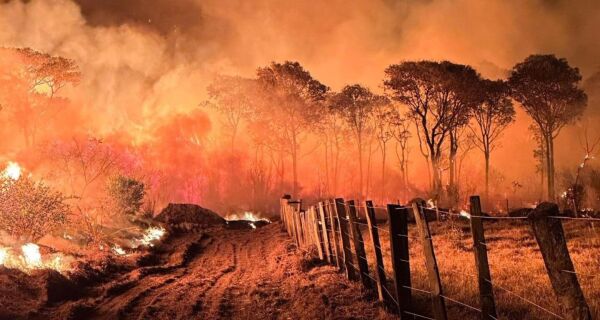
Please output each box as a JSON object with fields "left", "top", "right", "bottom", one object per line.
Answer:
{"left": 0, "top": 176, "right": 69, "bottom": 242}
{"left": 107, "top": 175, "right": 145, "bottom": 216}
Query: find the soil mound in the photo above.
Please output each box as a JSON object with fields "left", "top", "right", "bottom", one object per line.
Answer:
{"left": 155, "top": 204, "right": 225, "bottom": 231}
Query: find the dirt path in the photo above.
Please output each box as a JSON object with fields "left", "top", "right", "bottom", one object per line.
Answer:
{"left": 35, "top": 223, "right": 393, "bottom": 320}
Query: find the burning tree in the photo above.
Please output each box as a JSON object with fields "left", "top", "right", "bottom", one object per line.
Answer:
{"left": 509, "top": 54, "right": 587, "bottom": 200}
{"left": 469, "top": 79, "right": 515, "bottom": 200}
{"left": 0, "top": 175, "right": 70, "bottom": 242}
{"left": 256, "top": 61, "right": 328, "bottom": 197}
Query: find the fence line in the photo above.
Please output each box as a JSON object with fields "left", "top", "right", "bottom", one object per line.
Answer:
{"left": 279, "top": 195, "right": 594, "bottom": 320}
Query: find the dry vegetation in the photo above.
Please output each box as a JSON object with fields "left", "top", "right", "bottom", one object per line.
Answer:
{"left": 353, "top": 217, "right": 600, "bottom": 319}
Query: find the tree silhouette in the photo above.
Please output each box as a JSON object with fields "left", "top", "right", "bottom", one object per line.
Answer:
{"left": 509, "top": 54, "right": 587, "bottom": 200}
{"left": 331, "top": 84, "right": 387, "bottom": 199}
{"left": 256, "top": 61, "right": 328, "bottom": 197}
{"left": 469, "top": 79, "right": 515, "bottom": 201}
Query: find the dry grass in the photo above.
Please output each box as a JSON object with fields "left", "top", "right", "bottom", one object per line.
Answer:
{"left": 349, "top": 218, "right": 600, "bottom": 319}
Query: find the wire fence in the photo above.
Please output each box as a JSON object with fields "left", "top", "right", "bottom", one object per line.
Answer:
{"left": 280, "top": 196, "right": 598, "bottom": 319}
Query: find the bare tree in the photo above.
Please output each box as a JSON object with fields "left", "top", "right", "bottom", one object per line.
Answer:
{"left": 469, "top": 79, "right": 515, "bottom": 200}
{"left": 509, "top": 54, "right": 587, "bottom": 200}
{"left": 390, "top": 112, "right": 411, "bottom": 200}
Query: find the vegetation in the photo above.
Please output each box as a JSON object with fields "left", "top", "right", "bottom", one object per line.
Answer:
{"left": 0, "top": 176, "right": 69, "bottom": 242}
{"left": 107, "top": 175, "right": 146, "bottom": 216}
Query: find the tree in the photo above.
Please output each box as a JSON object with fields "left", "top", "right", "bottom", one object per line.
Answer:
{"left": 469, "top": 79, "right": 515, "bottom": 200}
{"left": 256, "top": 61, "right": 328, "bottom": 197}
{"left": 0, "top": 48, "right": 80, "bottom": 146}
{"left": 205, "top": 75, "right": 256, "bottom": 152}
{"left": 509, "top": 55, "right": 587, "bottom": 200}
{"left": 107, "top": 175, "right": 146, "bottom": 216}
{"left": 331, "top": 84, "right": 386, "bottom": 198}
{"left": 384, "top": 61, "right": 479, "bottom": 198}
{"left": 372, "top": 101, "right": 394, "bottom": 201}
{"left": 390, "top": 112, "right": 411, "bottom": 200}
{"left": 0, "top": 175, "right": 70, "bottom": 242}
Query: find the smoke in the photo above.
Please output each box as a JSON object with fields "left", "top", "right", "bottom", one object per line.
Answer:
{"left": 0, "top": 0, "right": 598, "bottom": 207}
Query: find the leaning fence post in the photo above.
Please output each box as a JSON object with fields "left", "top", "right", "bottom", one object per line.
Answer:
{"left": 412, "top": 202, "right": 447, "bottom": 320}
{"left": 347, "top": 200, "right": 372, "bottom": 289}
{"left": 318, "top": 202, "right": 333, "bottom": 263}
{"left": 388, "top": 204, "right": 412, "bottom": 315}
{"left": 469, "top": 196, "right": 497, "bottom": 320}
{"left": 529, "top": 202, "right": 591, "bottom": 320}
{"left": 366, "top": 201, "right": 389, "bottom": 304}
{"left": 335, "top": 198, "right": 357, "bottom": 280}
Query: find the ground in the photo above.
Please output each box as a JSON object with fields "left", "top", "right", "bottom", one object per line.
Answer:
{"left": 0, "top": 223, "right": 394, "bottom": 320}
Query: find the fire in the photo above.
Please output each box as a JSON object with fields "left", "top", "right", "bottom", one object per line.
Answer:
{"left": 22, "top": 243, "right": 42, "bottom": 267}
{"left": 426, "top": 199, "right": 436, "bottom": 209}
{"left": 112, "top": 245, "right": 126, "bottom": 255}
{"left": 459, "top": 210, "right": 471, "bottom": 219}
{"left": 3, "top": 161, "right": 21, "bottom": 180}
{"left": 0, "top": 243, "right": 68, "bottom": 273}
{"left": 224, "top": 211, "right": 271, "bottom": 222}
{"left": 138, "top": 226, "right": 166, "bottom": 247}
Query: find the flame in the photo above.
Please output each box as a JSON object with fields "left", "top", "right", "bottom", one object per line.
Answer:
{"left": 22, "top": 243, "right": 42, "bottom": 267}
{"left": 224, "top": 211, "right": 271, "bottom": 222}
{"left": 112, "top": 245, "right": 126, "bottom": 255}
{"left": 459, "top": 210, "right": 471, "bottom": 219}
{"left": 0, "top": 244, "right": 69, "bottom": 272}
{"left": 3, "top": 161, "right": 21, "bottom": 180}
{"left": 138, "top": 226, "right": 166, "bottom": 247}
{"left": 0, "top": 247, "right": 7, "bottom": 265}
{"left": 426, "top": 199, "right": 436, "bottom": 209}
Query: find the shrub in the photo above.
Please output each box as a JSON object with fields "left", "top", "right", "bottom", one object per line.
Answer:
{"left": 107, "top": 175, "right": 145, "bottom": 216}
{"left": 0, "top": 176, "right": 69, "bottom": 242}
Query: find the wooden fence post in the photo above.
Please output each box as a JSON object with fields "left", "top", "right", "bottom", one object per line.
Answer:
{"left": 327, "top": 200, "right": 342, "bottom": 269}
{"left": 529, "top": 202, "right": 591, "bottom": 320}
{"left": 388, "top": 204, "right": 412, "bottom": 316}
{"left": 366, "top": 201, "right": 389, "bottom": 304}
{"left": 318, "top": 202, "right": 333, "bottom": 263}
{"left": 335, "top": 198, "right": 357, "bottom": 280}
{"left": 347, "top": 200, "right": 372, "bottom": 289}
{"left": 311, "top": 207, "right": 325, "bottom": 260}
{"left": 469, "top": 196, "right": 498, "bottom": 320}
{"left": 412, "top": 202, "right": 447, "bottom": 320}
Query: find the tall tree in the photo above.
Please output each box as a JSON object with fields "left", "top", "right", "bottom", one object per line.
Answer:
{"left": 384, "top": 61, "right": 478, "bottom": 198}
{"left": 205, "top": 75, "right": 257, "bottom": 152}
{"left": 372, "top": 100, "right": 394, "bottom": 202}
{"left": 469, "top": 79, "right": 515, "bottom": 200}
{"left": 509, "top": 55, "right": 587, "bottom": 200}
{"left": 331, "top": 84, "right": 385, "bottom": 198}
{"left": 256, "top": 61, "right": 328, "bottom": 197}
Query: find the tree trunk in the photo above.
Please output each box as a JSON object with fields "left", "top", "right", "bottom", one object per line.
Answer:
{"left": 547, "top": 136, "right": 555, "bottom": 200}
{"left": 292, "top": 135, "right": 299, "bottom": 198}
{"left": 324, "top": 137, "right": 330, "bottom": 196}
{"left": 485, "top": 151, "right": 490, "bottom": 201}
{"left": 431, "top": 155, "right": 442, "bottom": 198}
{"left": 358, "top": 134, "right": 363, "bottom": 199}
{"left": 381, "top": 142, "right": 387, "bottom": 202}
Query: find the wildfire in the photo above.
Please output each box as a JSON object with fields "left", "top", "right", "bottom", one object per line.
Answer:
{"left": 3, "top": 161, "right": 21, "bottom": 180}
{"left": 459, "top": 210, "right": 471, "bottom": 219}
{"left": 138, "top": 226, "right": 166, "bottom": 247}
{"left": 112, "top": 245, "right": 126, "bottom": 255}
{"left": 0, "top": 243, "right": 68, "bottom": 273}
{"left": 426, "top": 199, "right": 436, "bottom": 209}
{"left": 224, "top": 211, "right": 271, "bottom": 223}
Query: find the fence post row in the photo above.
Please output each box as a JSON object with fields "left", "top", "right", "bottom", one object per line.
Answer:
{"left": 412, "top": 202, "right": 447, "bottom": 320}
{"left": 365, "top": 201, "right": 390, "bottom": 305}
{"left": 347, "top": 200, "right": 372, "bottom": 289}
{"left": 335, "top": 198, "right": 357, "bottom": 280}
{"left": 279, "top": 196, "right": 594, "bottom": 320}
{"left": 318, "top": 202, "right": 333, "bottom": 263}
{"left": 469, "top": 196, "right": 497, "bottom": 320}
{"left": 528, "top": 202, "right": 592, "bottom": 320}
{"left": 387, "top": 204, "right": 412, "bottom": 316}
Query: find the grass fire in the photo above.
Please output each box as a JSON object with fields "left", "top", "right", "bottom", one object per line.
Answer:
{"left": 0, "top": 0, "right": 599, "bottom": 319}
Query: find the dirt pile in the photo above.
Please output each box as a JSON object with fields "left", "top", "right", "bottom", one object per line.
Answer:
{"left": 154, "top": 203, "right": 225, "bottom": 232}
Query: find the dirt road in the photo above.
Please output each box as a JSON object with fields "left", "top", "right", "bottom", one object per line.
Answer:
{"left": 35, "top": 223, "right": 392, "bottom": 320}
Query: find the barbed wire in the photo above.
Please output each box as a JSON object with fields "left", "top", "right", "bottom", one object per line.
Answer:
{"left": 403, "top": 310, "right": 435, "bottom": 320}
